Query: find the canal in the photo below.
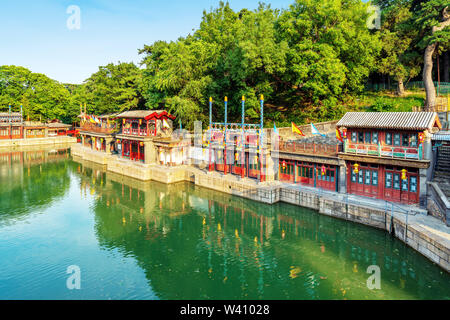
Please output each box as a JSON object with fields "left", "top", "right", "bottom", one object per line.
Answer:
{"left": 0, "top": 147, "right": 449, "bottom": 300}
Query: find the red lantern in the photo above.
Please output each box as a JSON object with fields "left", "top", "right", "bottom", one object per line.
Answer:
{"left": 139, "top": 142, "right": 144, "bottom": 147}
{"left": 282, "top": 160, "right": 286, "bottom": 170}
{"left": 342, "top": 128, "right": 347, "bottom": 139}
{"left": 321, "top": 165, "right": 326, "bottom": 176}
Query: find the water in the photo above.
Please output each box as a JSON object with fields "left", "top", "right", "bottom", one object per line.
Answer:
{"left": 0, "top": 147, "right": 449, "bottom": 300}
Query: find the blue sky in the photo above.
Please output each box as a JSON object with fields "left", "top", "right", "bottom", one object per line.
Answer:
{"left": 0, "top": 0, "right": 294, "bottom": 84}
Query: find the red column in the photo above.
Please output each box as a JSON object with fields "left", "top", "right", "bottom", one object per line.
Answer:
{"left": 138, "top": 142, "right": 140, "bottom": 162}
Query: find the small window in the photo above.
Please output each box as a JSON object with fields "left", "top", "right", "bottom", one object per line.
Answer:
{"left": 351, "top": 171, "right": 357, "bottom": 182}
{"left": 402, "top": 134, "right": 409, "bottom": 147}
{"left": 358, "top": 132, "right": 364, "bottom": 143}
{"left": 358, "top": 170, "right": 364, "bottom": 184}
{"left": 372, "top": 132, "right": 378, "bottom": 144}
{"left": 372, "top": 171, "right": 378, "bottom": 186}
{"left": 393, "top": 174, "right": 400, "bottom": 190}
{"left": 410, "top": 134, "right": 418, "bottom": 147}
{"left": 385, "top": 172, "right": 392, "bottom": 188}
{"left": 386, "top": 133, "right": 392, "bottom": 145}
{"left": 410, "top": 176, "right": 417, "bottom": 193}
{"left": 365, "top": 132, "right": 372, "bottom": 144}
{"left": 402, "top": 177, "right": 408, "bottom": 191}
{"left": 330, "top": 170, "right": 335, "bottom": 182}
{"left": 318, "top": 172, "right": 322, "bottom": 180}
{"left": 309, "top": 168, "right": 313, "bottom": 179}
{"left": 394, "top": 134, "right": 401, "bottom": 147}
{"left": 365, "top": 170, "right": 371, "bottom": 185}
{"left": 351, "top": 132, "right": 357, "bottom": 143}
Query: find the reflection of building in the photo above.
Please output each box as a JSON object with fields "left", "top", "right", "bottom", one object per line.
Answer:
{"left": 337, "top": 112, "right": 441, "bottom": 204}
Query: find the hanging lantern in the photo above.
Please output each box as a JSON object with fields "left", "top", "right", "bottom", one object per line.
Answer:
{"left": 401, "top": 169, "right": 407, "bottom": 180}
{"left": 116, "top": 139, "right": 120, "bottom": 144}
{"left": 321, "top": 165, "right": 326, "bottom": 176}
{"left": 418, "top": 132, "right": 425, "bottom": 144}
{"left": 342, "top": 128, "right": 347, "bottom": 139}
{"left": 281, "top": 160, "right": 286, "bottom": 170}
{"left": 235, "top": 153, "right": 239, "bottom": 161}
{"left": 122, "top": 119, "right": 125, "bottom": 125}
{"left": 140, "top": 141, "right": 144, "bottom": 147}
{"left": 139, "top": 119, "right": 142, "bottom": 125}
{"left": 353, "top": 163, "right": 359, "bottom": 174}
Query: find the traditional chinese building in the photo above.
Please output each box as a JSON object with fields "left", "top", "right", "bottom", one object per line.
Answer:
{"left": 0, "top": 112, "right": 23, "bottom": 139}
{"left": 337, "top": 112, "right": 441, "bottom": 205}
{"left": 79, "top": 114, "right": 118, "bottom": 154}
{"left": 46, "top": 121, "right": 72, "bottom": 137}
{"left": 271, "top": 122, "right": 345, "bottom": 192}
{"left": 23, "top": 121, "right": 47, "bottom": 138}
{"left": 205, "top": 96, "right": 273, "bottom": 182}
{"left": 115, "top": 110, "right": 176, "bottom": 164}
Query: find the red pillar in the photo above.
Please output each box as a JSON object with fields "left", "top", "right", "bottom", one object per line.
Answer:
{"left": 138, "top": 142, "right": 140, "bottom": 162}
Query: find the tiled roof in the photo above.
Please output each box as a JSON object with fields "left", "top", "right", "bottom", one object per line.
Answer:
{"left": 0, "top": 112, "right": 22, "bottom": 117}
{"left": 115, "top": 110, "right": 175, "bottom": 120}
{"left": 432, "top": 131, "right": 450, "bottom": 141}
{"left": 337, "top": 112, "right": 441, "bottom": 131}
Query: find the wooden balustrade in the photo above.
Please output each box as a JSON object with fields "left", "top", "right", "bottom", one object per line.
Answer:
{"left": 278, "top": 141, "right": 341, "bottom": 156}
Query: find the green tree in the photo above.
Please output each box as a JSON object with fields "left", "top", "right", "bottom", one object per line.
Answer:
{"left": 0, "top": 65, "right": 71, "bottom": 121}
{"left": 77, "top": 62, "right": 145, "bottom": 116}
{"left": 376, "top": 0, "right": 421, "bottom": 95}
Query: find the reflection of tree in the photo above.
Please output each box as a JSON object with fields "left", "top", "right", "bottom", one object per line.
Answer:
{"left": 0, "top": 149, "right": 72, "bottom": 223}
{"left": 74, "top": 159, "right": 450, "bottom": 300}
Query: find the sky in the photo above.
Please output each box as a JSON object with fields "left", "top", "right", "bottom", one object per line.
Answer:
{"left": 0, "top": 0, "right": 294, "bottom": 84}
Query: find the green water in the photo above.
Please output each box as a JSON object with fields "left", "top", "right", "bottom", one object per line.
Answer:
{"left": 0, "top": 148, "right": 449, "bottom": 300}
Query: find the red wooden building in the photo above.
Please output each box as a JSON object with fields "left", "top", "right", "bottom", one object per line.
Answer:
{"left": 272, "top": 135, "right": 344, "bottom": 192}
{"left": 337, "top": 112, "right": 441, "bottom": 204}
{"left": 115, "top": 110, "right": 175, "bottom": 164}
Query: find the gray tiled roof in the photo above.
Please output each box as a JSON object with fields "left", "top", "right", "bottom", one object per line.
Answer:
{"left": 336, "top": 112, "right": 440, "bottom": 131}
{"left": 432, "top": 131, "right": 450, "bottom": 141}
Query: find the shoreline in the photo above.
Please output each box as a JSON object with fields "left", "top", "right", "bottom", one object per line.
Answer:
{"left": 71, "top": 143, "right": 450, "bottom": 273}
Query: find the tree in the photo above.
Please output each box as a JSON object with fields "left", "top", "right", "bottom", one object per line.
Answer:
{"left": 0, "top": 65, "right": 71, "bottom": 121}
{"left": 276, "top": 0, "right": 381, "bottom": 113}
{"left": 414, "top": 1, "right": 450, "bottom": 111}
{"left": 78, "top": 62, "right": 145, "bottom": 116}
{"left": 376, "top": 1, "right": 421, "bottom": 95}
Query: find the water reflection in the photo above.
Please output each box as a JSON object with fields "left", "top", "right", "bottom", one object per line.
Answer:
{"left": 0, "top": 146, "right": 72, "bottom": 224}
{"left": 74, "top": 159, "right": 450, "bottom": 300}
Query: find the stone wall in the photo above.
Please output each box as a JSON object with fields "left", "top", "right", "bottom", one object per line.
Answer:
{"left": 0, "top": 136, "right": 76, "bottom": 148}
